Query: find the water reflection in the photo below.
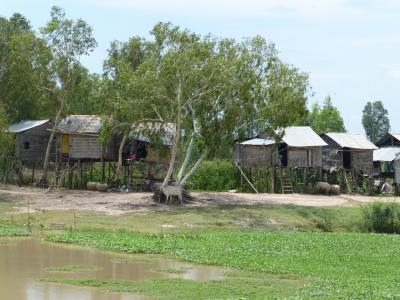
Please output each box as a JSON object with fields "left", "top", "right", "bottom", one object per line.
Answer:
{"left": 0, "top": 238, "right": 224, "bottom": 300}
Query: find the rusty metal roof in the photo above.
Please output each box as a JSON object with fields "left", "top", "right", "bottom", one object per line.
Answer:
{"left": 56, "top": 115, "right": 102, "bottom": 135}
{"left": 8, "top": 120, "right": 50, "bottom": 133}
{"left": 324, "top": 133, "right": 377, "bottom": 150}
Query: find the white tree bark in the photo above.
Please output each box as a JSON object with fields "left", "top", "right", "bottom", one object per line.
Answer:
{"left": 176, "top": 133, "right": 195, "bottom": 185}
{"left": 162, "top": 78, "right": 182, "bottom": 187}
{"left": 180, "top": 150, "right": 208, "bottom": 186}
{"left": 114, "top": 133, "right": 128, "bottom": 182}
{"left": 41, "top": 92, "right": 65, "bottom": 182}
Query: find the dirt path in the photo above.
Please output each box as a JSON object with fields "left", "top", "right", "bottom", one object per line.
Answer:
{"left": 0, "top": 185, "right": 398, "bottom": 215}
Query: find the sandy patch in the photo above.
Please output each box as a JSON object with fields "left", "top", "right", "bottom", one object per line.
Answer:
{"left": 0, "top": 185, "right": 397, "bottom": 215}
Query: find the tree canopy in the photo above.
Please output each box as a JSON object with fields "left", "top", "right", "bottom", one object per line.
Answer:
{"left": 103, "top": 22, "right": 310, "bottom": 187}
{"left": 308, "top": 96, "right": 346, "bottom": 134}
{"left": 362, "top": 100, "right": 390, "bottom": 143}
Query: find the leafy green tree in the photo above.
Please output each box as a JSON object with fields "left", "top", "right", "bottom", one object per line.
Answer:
{"left": 102, "top": 37, "right": 152, "bottom": 181}
{"left": 0, "top": 104, "right": 13, "bottom": 157}
{"left": 362, "top": 100, "right": 390, "bottom": 143}
{"left": 0, "top": 14, "right": 53, "bottom": 122}
{"left": 309, "top": 96, "right": 346, "bottom": 134}
{"left": 40, "top": 6, "right": 97, "bottom": 181}
{"left": 105, "top": 23, "right": 310, "bottom": 191}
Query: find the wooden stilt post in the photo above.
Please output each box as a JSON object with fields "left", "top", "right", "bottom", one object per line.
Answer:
{"left": 31, "top": 162, "right": 35, "bottom": 184}
{"left": 272, "top": 167, "right": 276, "bottom": 193}
{"left": 303, "top": 168, "right": 308, "bottom": 193}
{"left": 101, "top": 154, "right": 105, "bottom": 183}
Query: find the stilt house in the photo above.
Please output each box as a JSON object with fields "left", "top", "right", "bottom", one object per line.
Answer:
{"left": 373, "top": 133, "right": 400, "bottom": 177}
{"left": 320, "top": 133, "right": 377, "bottom": 175}
{"left": 234, "top": 126, "right": 327, "bottom": 168}
{"left": 55, "top": 115, "right": 118, "bottom": 161}
{"left": 8, "top": 120, "right": 53, "bottom": 162}
{"left": 127, "top": 122, "right": 174, "bottom": 165}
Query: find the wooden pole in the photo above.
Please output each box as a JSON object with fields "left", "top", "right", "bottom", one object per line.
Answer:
{"left": 31, "top": 162, "right": 35, "bottom": 184}
{"left": 272, "top": 167, "right": 276, "bottom": 193}
{"left": 303, "top": 168, "right": 308, "bottom": 193}
{"left": 236, "top": 164, "right": 259, "bottom": 194}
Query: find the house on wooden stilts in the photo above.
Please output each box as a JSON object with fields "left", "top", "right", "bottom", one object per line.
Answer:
{"left": 55, "top": 115, "right": 118, "bottom": 162}
{"left": 320, "top": 133, "right": 377, "bottom": 192}
{"left": 8, "top": 120, "right": 54, "bottom": 163}
{"left": 234, "top": 126, "right": 328, "bottom": 193}
{"left": 373, "top": 133, "right": 400, "bottom": 178}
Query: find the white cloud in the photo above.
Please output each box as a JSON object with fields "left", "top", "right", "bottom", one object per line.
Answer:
{"left": 82, "top": 0, "right": 354, "bottom": 18}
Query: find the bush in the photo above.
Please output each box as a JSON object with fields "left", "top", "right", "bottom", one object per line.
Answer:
{"left": 186, "top": 160, "right": 238, "bottom": 192}
{"left": 363, "top": 202, "right": 400, "bottom": 234}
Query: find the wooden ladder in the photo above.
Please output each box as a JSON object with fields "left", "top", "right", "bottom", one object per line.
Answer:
{"left": 281, "top": 169, "right": 294, "bottom": 194}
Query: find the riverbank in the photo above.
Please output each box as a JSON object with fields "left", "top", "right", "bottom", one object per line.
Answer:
{"left": 2, "top": 187, "right": 400, "bottom": 298}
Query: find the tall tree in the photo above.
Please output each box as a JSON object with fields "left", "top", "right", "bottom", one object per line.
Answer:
{"left": 40, "top": 6, "right": 97, "bottom": 182}
{"left": 0, "top": 104, "right": 13, "bottom": 158}
{"left": 106, "top": 23, "right": 310, "bottom": 194}
{"left": 362, "top": 100, "right": 390, "bottom": 143}
{"left": 309, "top": 96, "right": 346, "bottom": 134}
{"left": 0, "top": 13, "right": 53, "bottom": 122}
{"left": 102, "top": 37, "right": 152, "bottom": 181}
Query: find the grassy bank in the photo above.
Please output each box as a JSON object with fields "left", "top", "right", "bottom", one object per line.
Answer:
{"left": 3, "top": 194, "right": 400, "bottom": 298}
{"left": 47, "top": 229, "right": 400, "bottom": 298}
{"left": 1, "top": 203, "right": 363, "bottom": 233}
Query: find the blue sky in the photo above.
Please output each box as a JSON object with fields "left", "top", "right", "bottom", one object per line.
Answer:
{"left": 1, "top": 0, "right": 400, "bottom": 134}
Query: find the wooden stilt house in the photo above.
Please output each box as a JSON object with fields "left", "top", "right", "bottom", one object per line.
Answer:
{"left": 8, "top": 120, "right": 53, "bottom": 162}
{"left": 320, "top": 133, "right": 377, "bottom": 175}
{"left": 55, "top": 115, "right": 118, "bottom": 162}
{"left": 234, "top": 126, "right": 327, "bottom": 169}
{"left": 373, "top": 133, "right": 400, "bottom": 177}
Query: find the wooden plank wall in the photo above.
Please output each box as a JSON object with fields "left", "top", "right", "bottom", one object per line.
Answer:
{"left": 234, "top": 144, "right": 279, "bottom": 168}
{"left": 70, "top": 135, "right": 102, "bottom": 159}
{"left": 15, "top": 123, "right": 54, "bottom": 162}
{"left": 288, "top": 147, "right": 322, "bottom": 168}
{"left": 352, "top": 150, "right": 373, "bottom": 174}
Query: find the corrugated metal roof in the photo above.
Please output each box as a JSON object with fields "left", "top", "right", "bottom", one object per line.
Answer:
{"left": 241, "top": 126, "right": 327, "bottom": 147}
{"left": 240, "top": 138, "right": 275, "bottom": 146}
{"left": 130, "top": 122, "right": 176, "bottom": 146}
{"left": 374, "top": 147, "right": 400, "bottom": 162}
{"left": 391, "top": 134, "right": 400, "bottom": 142}
{"left": 325, "top": 133, "right": 377, "bottom": 150}
{"left": 8, "top": 120, "right": 50, "bottom": 133}
{"left": 280, "top": 126, "right": 328, "bottom": 147}
{"left": 56, "top": 115, "right": 102, "bottom": 135}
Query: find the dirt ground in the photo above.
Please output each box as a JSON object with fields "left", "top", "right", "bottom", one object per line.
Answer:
{"left": 0, "top": 185, "right": 398, "bottom": 215}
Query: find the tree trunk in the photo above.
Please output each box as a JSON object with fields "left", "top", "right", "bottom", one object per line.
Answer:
{"left": 176, "top": 133, "right": 194, "bottom": 185}
{"left": 114, "top": 133, "right": 128, "bottom": 183}
{"left": 180, "top": 150, "right": 207, "bottom": 186}
{"left": 41, "top": 94, "right": 65, "bottom": 183}
{"left": 163, "top": 79, "right": 182, "bottom": 187}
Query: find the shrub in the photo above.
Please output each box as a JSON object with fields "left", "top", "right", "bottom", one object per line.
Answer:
{"left": 362, "top": 202, "right": 400, "bottom": 234}
{"left": 186, "top": 160, "right": 238, "bottom": 192}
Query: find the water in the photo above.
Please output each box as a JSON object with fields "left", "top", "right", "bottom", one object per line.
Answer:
{"left": 0, "top": 238, "right": 224, "bottom": 300}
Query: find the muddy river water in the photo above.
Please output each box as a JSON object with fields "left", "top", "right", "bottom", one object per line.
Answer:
{"left": 0, "top": 238, "right": 224, "bottom": 300}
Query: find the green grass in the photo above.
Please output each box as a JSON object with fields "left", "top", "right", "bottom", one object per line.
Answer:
{"left": 0, "top": 202, "right": 363, "bottom": 234}
{"left": 46, "top": 264, "right": 102, "bottom": 273}
{"left": 46, "top": 230, "right": 400, "bottom": 298}
{"left": 41, "top": 275, "right": 303, "bottom": 300}
{"left": 0, "top": 226, "right": 29, "bottom": 237}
